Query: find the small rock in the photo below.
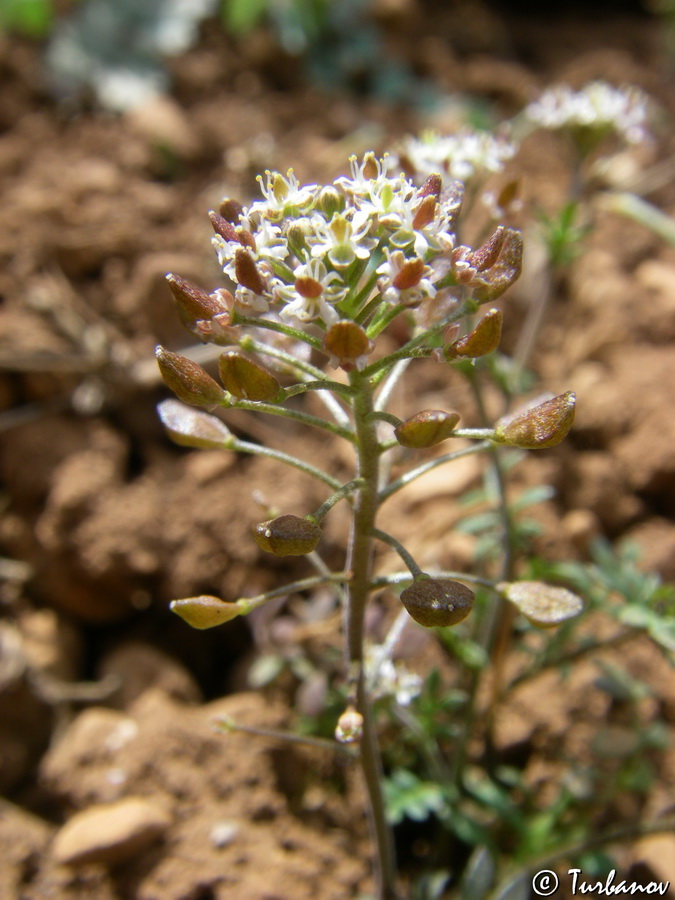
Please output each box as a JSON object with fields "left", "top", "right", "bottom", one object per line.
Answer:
{"left": 51, "top": 796, "right": 172, "bottom": 868}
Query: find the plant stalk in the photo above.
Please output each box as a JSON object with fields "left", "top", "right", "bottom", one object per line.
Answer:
{"left": 345, "top": 369, "right": 399, "bottom": 900}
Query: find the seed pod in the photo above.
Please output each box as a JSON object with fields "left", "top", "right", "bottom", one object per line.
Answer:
{"left": 498, "top": 581, "right": 583, "bottom": 628}
{"left": 495, "top": 392, "right": 575, "bottom": 449}
{"left": 170, "top": 595, "right": 243, "bottom": 630}
{"left": 473, "top": 227, "right": 523, "bottom": 303}
{"left": 446, "top": 309, "right": 503, "bottom": 359}
{"left": 400, "top": 577, "right": 475, "bottom": 628}
{"left": 158, "top": 399, "right": 232, "bottom": 449}
{"left": 218, "top": 353, "right": 280, "bottom": 401}
{"left": 323, "top": 320, "right": 374, "bottom": 372}
{"left": 395, "top": 410, "right": 460, "bottom": 449}
{"left": 156, "top": 346, "right": 225, "bottom": 406}
{"left": 253, "top": 515, "right": 322, "bottom": 557}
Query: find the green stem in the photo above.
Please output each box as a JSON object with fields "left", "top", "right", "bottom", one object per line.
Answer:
{"left": 379, "top": 441, "right": 491, "bottom": 503}
{"left": 312, "top": 479, "right": 363, "bottom": 522}
{"left": 227, "top": 397, "right": 355, "bottom": 442}
{"left": 346, "top": 369, "right": 400, "bottom": 900}
{"left": 237, "top": 572, "right": 349, "bottom": 613}
{"left": 371, "top": 528, "right": 423, "bottom": 578}
{"left": 231, "top": 437, "right": 342, "bottom": 490}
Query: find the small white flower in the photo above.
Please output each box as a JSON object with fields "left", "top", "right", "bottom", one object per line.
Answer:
{"left": 365, "top": 646, "right": 422, "bottom": 707}
{"left": 308, "top": 212, "right": 378, "bottom": 269}
{"left": 335, "top": 151, "right": 395, "bottom": 197}
{"left": 276, "top": 258, "right": 348, "bottom": 325}
{"left": 249, "top": 169, "right": 318, "bottom": 220}
{"left": 376, "top": 248, "right": 436, "bottom": 306}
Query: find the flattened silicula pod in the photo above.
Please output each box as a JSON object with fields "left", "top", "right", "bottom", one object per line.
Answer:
{"left": 400, "top": 577, "right": 475, "bottom": 628}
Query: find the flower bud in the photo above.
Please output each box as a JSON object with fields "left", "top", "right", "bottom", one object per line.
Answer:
{"left": 170, "top": 595, "right": 243, "bottom": 629}
{"left": 335, "top": 706, "right": 364, "bottom": 744}
{"left": 418, "top": 173, "right": 442, "bottom": 200}
{"left": 218, "top": 197, "right": 244, "bottom": 223}
{"left": 412, "top": 195, "right": 438, "bottom": 230}
{"left": 395, "top": 410, "right": 460, "bottom": 448}
{"left": 218, "top": 352, "right": 280, "bottom": 401}
{"left": 497, "top": 580, "right": 583, "bottom": 628}
{"left": 156, "top": 346, "right": 225, "bottom": 406}
{"left": 446, "top": 309, "right": 503, "bottom": 359}
{"left": 208, "top": 210, "right": 238, "bottom": 243}
{"left": 253, "top": 515, "right": 322, "bottom": 556}
{"left": 323, "top": 321, "right": 374, "bottom": 372}
{"left": 234, "top": 248, "right": 266, "bottom": 295}
{"left": 495, "top": 392, "right": 575, "bottom": 449}
{"left": 317, "top": 186, "right": 344, "bottom": 219}
{"left": 400, "top": 577, "right": 475, "bottom": 628}
{"left": 473, "top": 228, "right": 523, "bottom": 303}
{"left": 392, "top": 256, "right": 426, "bottom": 291}
{"left": 166, "top": 273, "right": 232, "bottom": 323}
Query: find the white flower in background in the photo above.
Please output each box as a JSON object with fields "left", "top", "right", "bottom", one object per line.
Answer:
{"left": 394, "top": 129, "right": 517, "bottom": 183}
{"left": 276, "top": 258, "right": 348, "bottom": 325}
{"left": 525, "top": 81, "right": 650, "bottom": 145}
{"left": 365, "top": 646, "right": 423, "bottom": 707}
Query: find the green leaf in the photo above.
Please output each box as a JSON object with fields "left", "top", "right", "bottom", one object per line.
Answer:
{"left": 383, "top": 769, "right": 447, "bottom": 825}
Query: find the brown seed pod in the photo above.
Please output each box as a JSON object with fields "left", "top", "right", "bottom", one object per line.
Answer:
{"left": 495, "top": 392, "right": 576, "bottom": 449}
{"left": 400, "top": 578, "right": 475, "bottom": 628}
{"left": 253, "top": 515, "right": 322, "bottom": 557}
{"left": 395, "top": 410, "right": 460, "bottom": 449}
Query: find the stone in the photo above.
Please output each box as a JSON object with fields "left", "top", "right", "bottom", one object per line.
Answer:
{"left": 51, "top": 797, "right": 172, "bottom": 868}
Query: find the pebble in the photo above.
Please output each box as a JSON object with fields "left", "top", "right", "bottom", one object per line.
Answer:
{"left": 51, "top": 796, "right": 172, "bottom": 868}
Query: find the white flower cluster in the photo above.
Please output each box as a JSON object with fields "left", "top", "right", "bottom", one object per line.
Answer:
{"left": 210, "top": 155, "right": 464, "bottom": 327}
{"left": 525, "top": 81, "right": 650, "bottom": 146}
{"left": 392, "top": 128, "right": 517, "bottom": 183}
{"left": 207, "top": 152, "right": 521, "bottom": 338}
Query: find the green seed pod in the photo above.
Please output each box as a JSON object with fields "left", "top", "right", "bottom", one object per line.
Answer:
{"left": 395, "top": 410, "right": 461, "bottom": 449}
{"left": 170, "top": 595, "right": 243, "bottom": 629}
{"left": 495, "top": 392, "right": 576, "bottom": 449}
{"left": 156, "top": 346, "right": 225, "bottom": 407}
{"left": 400, "top": 577, "right": 475, "bottom": 628}
{"left": 446, "top": 308, "right": 503, "bottom": 359}
{"left": 218, "top": 352, "right": 281, "bottom": 401}
{"left": 497, "top": 581, "right": 584, "bottom": 628}
{"left": 253, "top": 515, "right": 322, "bottom": 557}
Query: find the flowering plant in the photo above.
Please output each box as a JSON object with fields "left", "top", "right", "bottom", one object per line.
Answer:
{"left": 156, "top": 148, "right": 581, "bottom": 899}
